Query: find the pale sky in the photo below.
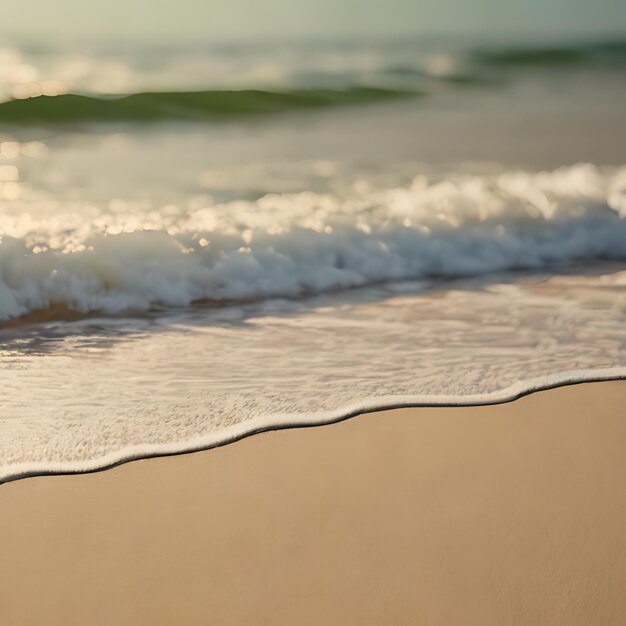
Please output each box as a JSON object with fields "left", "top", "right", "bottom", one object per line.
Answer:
{"left": 3, "top": 0, "right": 626, "bottom": 42}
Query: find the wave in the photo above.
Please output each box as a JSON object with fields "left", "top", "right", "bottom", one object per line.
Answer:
{"left": 2, "top": 370, "right": 625, "bottom": 484}
{"left": 475, "top": 39, "right": 626, "bottom": 67}
{"left": 1, "top": 37, "right": 624, "bottom": 113}
{"left": 1, "top": 164, "right": 625, "bottom": 322}
{"left": 0, "top": 86, "right": 417, "bottom": 124}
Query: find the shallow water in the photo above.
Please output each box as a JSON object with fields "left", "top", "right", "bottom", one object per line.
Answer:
{"left": 1, "top": 36, "right": 625, "bottom": 480}
{"left": 1, "top": 266, "right": 625, "bottom": 481}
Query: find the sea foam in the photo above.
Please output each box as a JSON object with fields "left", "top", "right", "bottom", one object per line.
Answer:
{"left": 1, "top": 163, "right": 625, "bottom": 321}
{"left": 1, "top": 266, "right": 625, "bottom": 483}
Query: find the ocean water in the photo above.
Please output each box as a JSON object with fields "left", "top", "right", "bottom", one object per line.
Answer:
{"left": 1, "top": 36, "right": 625, "bottom": 481}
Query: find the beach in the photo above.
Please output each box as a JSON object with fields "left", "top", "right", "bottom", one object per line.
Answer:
{"left": 2, "top": 380, "right": 625, "bottom": 625}
{"left": 1, "top": 27, "right": 626, "bottom": 626}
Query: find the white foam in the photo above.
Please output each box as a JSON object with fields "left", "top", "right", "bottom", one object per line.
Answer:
{"left": 2, "top": 369, "right": 625, "bottom": 484}
{"left": 1, "top": 267, "right": 625, "bottom": 483}
{"left": 1, "top": 163, "right": 626, "bottom": 320}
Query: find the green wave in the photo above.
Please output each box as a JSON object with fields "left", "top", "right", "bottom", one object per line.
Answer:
{"left": 476, "top": 39, "right": 626, "bottom": 67}
{"left": 0, "top": 86, "right": 419, "bottom": 125}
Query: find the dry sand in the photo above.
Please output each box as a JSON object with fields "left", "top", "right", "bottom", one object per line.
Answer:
{"left": 1, "top": 381, "right": 625, "bottom": 625}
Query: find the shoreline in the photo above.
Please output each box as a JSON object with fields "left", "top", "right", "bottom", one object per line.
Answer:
{"left": 2, "top": 380, "right": 625, "bottom": 625}
{"left": 2, "top": 369, "right": 626, "bottom": 486}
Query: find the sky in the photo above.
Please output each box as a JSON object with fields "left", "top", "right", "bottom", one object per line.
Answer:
{"left": 2, "top": 0, "right": 625, "bottom": 42}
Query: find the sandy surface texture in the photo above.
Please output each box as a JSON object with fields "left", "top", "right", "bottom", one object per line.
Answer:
{"left": 1, "top": 381, "right": 625, "bottom": 625}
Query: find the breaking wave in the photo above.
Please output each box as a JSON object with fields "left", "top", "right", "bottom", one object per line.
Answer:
{"left": 1, "top": 163, "right": 625, "bottom": 321}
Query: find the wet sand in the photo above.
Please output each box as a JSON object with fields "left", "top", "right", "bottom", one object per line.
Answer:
{"left": 1, "top": 381, "right": 625, "bottom": 625}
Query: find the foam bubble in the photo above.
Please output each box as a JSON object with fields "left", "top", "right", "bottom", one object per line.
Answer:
{"left": 1, "top": 163, "right": 625, "bottom": 320}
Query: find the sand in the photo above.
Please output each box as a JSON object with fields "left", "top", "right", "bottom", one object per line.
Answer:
{"left": 1, "top": 381, "right": 625, "bottom": 625}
